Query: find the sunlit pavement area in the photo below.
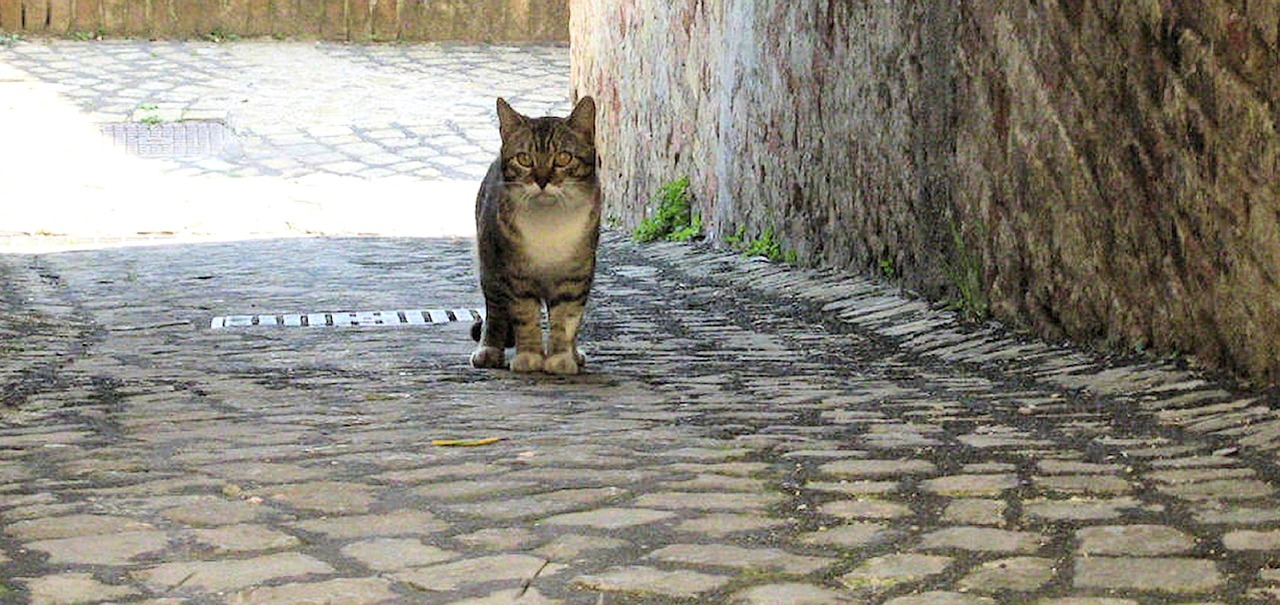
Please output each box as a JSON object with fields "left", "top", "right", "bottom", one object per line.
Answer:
{"left": 2, "top": 39, "right": 1280, "bottom": 605}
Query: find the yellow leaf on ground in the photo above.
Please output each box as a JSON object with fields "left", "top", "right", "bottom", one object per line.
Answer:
{"left": 431, "top": 437, "right": 507, "bottom": 447}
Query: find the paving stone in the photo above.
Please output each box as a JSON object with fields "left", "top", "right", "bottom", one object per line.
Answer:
{"left": 1156, "top": 478, "right": 1276, "bottom": 501}
{"left": 920, "top": 474, "right": 1020, "bottom": 496}
{"left": 1076, "top": 524, "right": 1197, "bottom": 556}
{"left": 1022, "top": 497, "right": 1148, "bottom": 522}
{"left": 918, "top": 527, "right": 1044, "bottom": 554}
{"left": 26, "top": 530, "right": 172, "bottom": 565}
{"left": 533, "top": 534, "right": 630, "bottom": 561}
{"left": 290, "top": 509, "right": 447, "bottom": 539}
{"left": 632, "top": 490, "right": 783, "bottom": 511}
{"left": 411, "top": 479, "right": 538, "bottom": 500}
{"left": 731, "top": 582, "right": 853, "bottom": 605}
{"left": 1034, "top": 475, "right": 1132, "bottom": 496}
{"left": 441, "top": 587, "right": 562, "bottom": 605}
{"left": 648, "top": 543, "right": 836, "bottom": 575}
{"left": 883, "top": 592, "right": 996, "bottom": 605}
{"left": 1146, "top": 466, "right": 1256, "bottom": 484}
{"left": 540, "top": 507, "right": 675, "bottom": 529}
{"left": 1073, "top": 557, "right": 1224, "bottom": 593}
{"left": 1035, "top": 599, "right": 1139, "bottom": 605}
{"left": 840, "top": 554, "right": 954, "bottom": 589}
{"left": 959, "top": 557, "right": 1056, "bottom": 592}
{"left": 805, "top": 480, "right": 901, "bottom": 495}
{"left": 206, "top": 461, "right": 331, "bottom": 484}
{"left": 1037, "top": 460, "right": 1125, "bottom": 474}
{"left": 573, "top": 566, "right": 732, "bottom": 598}
{"left": 188, "top": 524, "right": 301, "bottom": 553}
{"left": 666, "top": 461, "right": 772, "bottom": 476}
{"left": 340, "top": 538, "right": 458, "bottom": 571}
{"left": 395, "top": 554, "right": 561, "bottom": 592}
{"left": 664, "top": 474, "right": 768, "bottom": 491}
{"left": 135, "top": 552, "right": 335, "bottom": 592}
{"left": 454, "top": 527, "right": 540, "bottom": 550}
{"left": 1222, "top": 529, "right": 1280, "bottom": 551}
{"left": 798, "top": 522, "right": 901, "bottom": 548}
{"left": 20, "top": 573, "right": 140, "bottom": 605}
{"left": 957, "top": 427, "right": 1051, "bottom": 449}
{"left": 258, "top": 481, "right": 378, "bottom": 514}
{"left": 226, "top": 577, "right": 400, "bottom": 605}
{"left": 378, "top": 463, "right": 508, "bottom": 484}
{"left": 445, "top": 487, "right": 625, "bottom": 520}
{"left": 820, "top": 498, "right": 914, "bottom": 520}
{"left": 819, "top": 459, "right": 938, "bottom": 478}
{"left": 674, "top": 513, "right": 792, "bottom": 537}
{"left": 942, "top": 499, "right": 1007, "bottom": 526}
{"left": 6, "top": 514, "right": 152, "bottom": 540}
{"left": 1194, "top": 506, "right": 1280, "bottom": 525}
{"left": 161, "top": 498, "right": 270, "bottom": 526}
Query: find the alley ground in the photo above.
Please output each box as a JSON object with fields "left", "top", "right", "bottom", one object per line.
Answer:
{"left": 2, "top": 39, "right": 1280, "bottom": 605}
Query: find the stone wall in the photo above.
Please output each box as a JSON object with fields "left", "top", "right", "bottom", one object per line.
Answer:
{"left": 570, "top": 0, "right": 1280, "bottom": 384}
{"left": 0, "top": 0, "right": 568, "bottom": 42}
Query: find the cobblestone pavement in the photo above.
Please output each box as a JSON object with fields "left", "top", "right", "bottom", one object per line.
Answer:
{"left": 3, "top": 39, "right": 1280, "bottom": 605}
{"left": 1, "top": 39, "right": 569, "bottom": 240}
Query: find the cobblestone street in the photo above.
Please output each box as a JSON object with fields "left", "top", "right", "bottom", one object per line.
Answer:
{"left": 3, "top": 40, "right": 1280, "bottom": 605}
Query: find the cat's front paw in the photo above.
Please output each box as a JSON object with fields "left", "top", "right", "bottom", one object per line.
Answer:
{"left": 470, "top": 346, "right": 505, "bottom": 369}
{"left": 510, "top": 351, "right": 545, "bottom": 373}
{"left": 544, "top": 352, "right": 580, "bottom": 375}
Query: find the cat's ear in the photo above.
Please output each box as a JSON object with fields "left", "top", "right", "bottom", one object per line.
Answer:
{"left": 567, "top": 96, "right": 596, "bottom": 140}
{"left": 496, "top": 98, "right": 525, "bottom": 138}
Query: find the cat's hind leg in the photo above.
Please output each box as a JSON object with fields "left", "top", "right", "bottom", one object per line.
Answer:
{"left": 470, "top": 301, "right": 510, "bottom": 369}
{"left": 544, "top": 298, "right": 586, "bottom": 375}
{"left": 509, "top": 297, "right": 546, "bottom": 373}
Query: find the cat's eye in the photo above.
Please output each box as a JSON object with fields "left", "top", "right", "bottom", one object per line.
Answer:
{"left": 553, "top": 152, "right": 573, "bottom": 168}
{"left": 514, "top": 153, "right": 533, "bottom": 168}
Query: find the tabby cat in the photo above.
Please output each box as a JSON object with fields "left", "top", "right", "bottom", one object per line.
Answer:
{"left": 470, "top": 96, "right": 600, "bottom": 375}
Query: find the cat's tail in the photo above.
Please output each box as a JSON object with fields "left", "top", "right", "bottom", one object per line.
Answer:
{"left": 470, "top": 320, "right": 515, "bottom": 348}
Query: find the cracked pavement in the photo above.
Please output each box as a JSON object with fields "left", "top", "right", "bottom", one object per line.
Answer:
{"left": 2, "top": 39, "right": 1280, "bottom": 605}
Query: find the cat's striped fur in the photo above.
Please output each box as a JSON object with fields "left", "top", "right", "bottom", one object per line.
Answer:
{"left": 470, "top": 96, "right": 600, "bottom": 374}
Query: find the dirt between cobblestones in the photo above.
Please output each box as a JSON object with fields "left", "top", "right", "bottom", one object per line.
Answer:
{"left": 0, "top": 232, "right": 1279, "bottom": 604}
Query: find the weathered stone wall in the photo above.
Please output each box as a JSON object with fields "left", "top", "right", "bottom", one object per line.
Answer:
{"left": 0, "top": 0, "right": 568, "bottom": 42}
{"left": 571, "top": 0, "right": 1280, "bottom": 384}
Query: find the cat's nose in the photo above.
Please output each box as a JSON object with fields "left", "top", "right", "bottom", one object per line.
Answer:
{"left": 534, "top": 174, "right": 551, "bottom": 189}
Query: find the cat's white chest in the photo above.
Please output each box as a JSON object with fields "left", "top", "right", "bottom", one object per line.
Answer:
{"left": 514, "top": 203, "right": 594, "bottom": 271}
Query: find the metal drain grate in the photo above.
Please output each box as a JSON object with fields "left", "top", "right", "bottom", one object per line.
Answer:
{"left": 101, "top": 121, "right": 233, "bottom": 158}
{"left": 210, "top": 309, "right": 485, "bottom": 329}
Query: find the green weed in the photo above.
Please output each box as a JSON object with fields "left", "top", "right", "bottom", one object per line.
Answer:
{"left": 727, "top": 225, "right": 797, "bottom": 264}
{"left": 878, "top": 258, "right": 896, "bottom": 280}
{"left": 634, "top": 176, "right": 702, "bottom": 243}
{"left": 203, "top": 27, "right": 240, "bottom": 43}
{"left": 0, "top": 31, "right": 20, "bottom": 46}
{"left": 945, "top": 220, "right": 989, "bottom": 319}
{"left": 70, "top": 29, "right": 104, "bottom": 41}
{"left": 136, "top": 103, "right": 164, "bottom": 126}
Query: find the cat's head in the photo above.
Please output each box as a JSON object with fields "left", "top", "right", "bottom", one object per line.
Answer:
{"left": 496, "top": 96, "right": 597, "bottom": 206}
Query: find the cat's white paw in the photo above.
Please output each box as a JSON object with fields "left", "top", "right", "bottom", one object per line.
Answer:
{"left": 573, "top": 348, "right": 587, "bottom": 367}
{"left": 544, "top": 352, "right": 580, "bottom": 375}
{"left": 510, "top": 351, "right": 545, "bottom": 373}
{"left": 470, "top": 346, "right": 505, "bottom": 369}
